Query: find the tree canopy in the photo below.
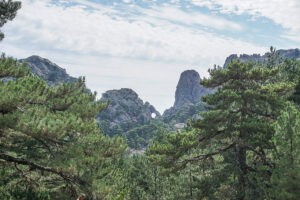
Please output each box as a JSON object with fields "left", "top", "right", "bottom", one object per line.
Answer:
{"left": 0, "top": 0, "right": 21, "bottom": 41}
{"left": 1, "top": 2, "right": 300, "bottom": 199}
{"left": 0, "top": 56, "right": 127, "bottom": 199}
{"left": 148, "top": 60, "right": 295, "bottom": 199}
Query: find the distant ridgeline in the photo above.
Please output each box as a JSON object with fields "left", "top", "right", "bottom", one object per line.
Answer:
{"left": 20, "top": 55, "right": 77, "bottom": 85}
{"left": 223, "top": 48, "right": 300, "bottom": 68}
{"left": 20, "top": 48, "right": 300, "bottom": 149}
{"left": 19, "top": 56, "right": 170, "bottom": 149}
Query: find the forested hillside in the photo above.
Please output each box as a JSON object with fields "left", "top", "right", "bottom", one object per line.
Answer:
{"left": 1, "top": 1, "right": 300, "bottom": 200}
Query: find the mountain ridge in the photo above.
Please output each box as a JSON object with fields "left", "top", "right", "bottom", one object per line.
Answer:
{"left": 20, "top": 55, "right": 77, "bottom": 85}
{"left": 97, "top": 88, "right": 161, "bottom": 136}
{"left": 20, "top": 48, "right": 300, "bottom": 149}
{"left": 224, "top": 48, "right": 300, "bottom": 68}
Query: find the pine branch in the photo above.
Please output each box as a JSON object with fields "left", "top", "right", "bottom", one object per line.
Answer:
{"left": 245, "top": 144, "right": 275, "bottom": 169}
{"left": 197, "top": 129, "right": 224, "bottom": 142}
{"left": 179, "top": 142, "right": 235, "bottom": 165}
{"left": 0, "top": 153, "right": 87, "bottom": 186}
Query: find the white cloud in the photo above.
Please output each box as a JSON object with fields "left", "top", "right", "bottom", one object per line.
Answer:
{"left": 123, "top": 0, "right": 132, "bottom": 3}
{"left": 1, "top": 0, "right": 267, "bottom": 112}
{"left": 3, "top": 0, "right": 263, "bottom": 63}
{"left": 140, "top": 6, "right": 243, "bottom": 31}
{"left": 192, "top": 0, "right": 300, "bottom": 43}
{"left": 191, "top": 0, "right": 215, "bottom": 10}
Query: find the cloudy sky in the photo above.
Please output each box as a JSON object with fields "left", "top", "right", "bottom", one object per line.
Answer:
{"left": 1, "top": 0, "right": 300, "bottom": 113}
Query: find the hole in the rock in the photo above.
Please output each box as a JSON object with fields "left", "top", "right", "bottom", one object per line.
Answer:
{"left": 151, "top": 113, "right": 156, "bottom": 118}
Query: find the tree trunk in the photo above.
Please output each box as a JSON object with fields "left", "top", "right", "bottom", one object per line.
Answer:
{"left": 154, "top": 167, "right": 158, "bottom": 200}
{"left": 189, "top": 169, "right": 193, "bottom": 199}
{"left": 237, "top": 94, "right": 248, "bottom": 199}
{"left": 237, "top": 145, "right": 247, "bottom": 200}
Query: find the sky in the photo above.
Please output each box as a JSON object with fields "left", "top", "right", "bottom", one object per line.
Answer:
{"left": 1, "top": 0, "right": 300, "bottom": 113}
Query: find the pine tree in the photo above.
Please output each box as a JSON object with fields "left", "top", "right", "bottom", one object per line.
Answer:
{"left": 198, "top": 62, "right": 294, "bottom": 199}
{"left": 149, "top": 61, "right": 294, "bottom": 199}
{"left": 0, "top": 4, "right": 126, "bottom": 198}
{"left": 271, "top": 103, "right": 300, "bottom": 199}
{"left": 0, "top": 55, "right": 126, "bottom": 199}
{"left": 0, "top": 0, "right": 21, "bottom": 41}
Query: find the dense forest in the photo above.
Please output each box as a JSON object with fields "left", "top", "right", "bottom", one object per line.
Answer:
{"left": 1, "top": 1, "right": 300, "bottom": 200}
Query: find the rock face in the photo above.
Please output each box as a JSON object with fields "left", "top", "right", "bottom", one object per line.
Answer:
{"left": 224, "top": 48, "right": 300, "bottom": 68}
{"left": 19, "top": 55, "right": 165, "bottom": 149}
{"left": 20, "top": 55, "right": 77, "bottom": 85}
{"left": 174, "top": 70, "right": 211, "bottom": 107}
{"left": 16, "top": 49, "right": 300, "bottom": 149}
{"left": 163, "top": 70, "right": 213, "bottom": 126}
{"left": 97, "top": 88, "right": 161, "bottom": 137}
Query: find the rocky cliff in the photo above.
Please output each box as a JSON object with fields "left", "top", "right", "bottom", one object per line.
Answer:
{"left": 21, "top": 49, "right": 300, "bottom": 148}
{"left": 97, "top": 89, "right": 160, "bottom": 130}
{"left": 174, "top": 70, "right": 212, "bottom": 107}
{"left": 20, "top": 55, "right": 77, "bottom": 85}
{"left": 97, "top": 88, "right": 164, "bottom": 149}
{"left": 20, "top": 55, "right": 165, "bottom": 149}
{"left": 224, "top": 48, "right": 300, "bottom": 68}
{"left": 163, "top": 70, "right": 213, "bottom": 126}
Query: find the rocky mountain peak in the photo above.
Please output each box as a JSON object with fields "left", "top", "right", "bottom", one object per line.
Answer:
{"left": 174, "top": 70, "right": 208, "bottom": 107}
{"left": 223, "top": 48, "right": 300, "bottom": 68}
{"left": 97, "top": 88, "right": 161, "bottom": 137}
{"left": 102, "top": 88, "right": 140, "bottom": 102}
{"left": 163, "top": 70, "right": 213, "bottom": 125}
{"left": 20, "top": 55, "right": 76, "bottom": 85}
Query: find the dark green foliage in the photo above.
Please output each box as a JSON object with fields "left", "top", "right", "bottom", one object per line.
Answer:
{"left": 125, "top": 156, "right": 159, "bottom": 200}
{"left": 125, "top": 120, "right": 170, "bottom": 149}
{"left": 163, "top": 102, "right": 207, "bottom": 125}
{"left": 2, "top": 10, "right": 300, "bottom": 198}
{"left": 281, "top": 58, "right": 300, "bottom": 102}
{"left": 0, "top": 0, "right": 21, "bottom": 40}
{"left": 280, "top": 59, "right": 300, "bottom": 82}
{"left": 123, "top": 154, "right": 206, "bottom": 200}
{"left": 0, "top": 56, "right": 126, "bottom": 199}
{"left": 149, "top": 61, "right": 294, "bottom": 199}
{"left": 99, "top": 117, "right": 171, "bottom": 149}
{"left": 270, "top": 103, "right": 300, "bottom": 200}
{"left": 266, "top": 46, "right": 280, "bottom": 68}
{"left": 289, "top": 81, "right": 300, "bottom": 105}
{"left": 281, "top": 59, "right": 300, "bottom": 104}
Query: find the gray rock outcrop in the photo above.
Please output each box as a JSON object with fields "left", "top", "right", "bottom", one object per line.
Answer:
{"left": 97, "top": 88, "right": 161, "bottom": 137}
{"left": 163, "top": 70, "right": 213, "bottom": 126}
{"left": 20, "top": 55, "right": 77, "bottom": 85}
{"left": 174, "top": 70, "right": 211, "bottom": 107}
{"left": 224, "top": 48, "right": 300, "bottom": 68}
